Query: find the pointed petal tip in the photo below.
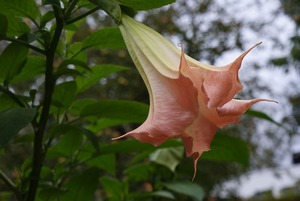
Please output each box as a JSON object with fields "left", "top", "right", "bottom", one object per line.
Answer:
{"left": 111, "top": 136, "right": 121, "bottom": 141}
{"left": 256, "top": 41, "right": 262, "bottom": 46}
{"left": 229, "top": 42, "right": 261, "bottom": 73}
{"left": 191, "top": 153, "right": 200, "bottom": 181}
{"left": 179, "top": 43, "right": 190, "bottom": 73}
{"left": 177, "top": 43, "right": 183, "bottom": 48}
{"left": 266, "top": 99, "right": 278, "bottom": 104}
{"left": 253, "top": 98, "right": 278, "bottom": 104}
{"left": 111, "top": 133, "right": 129, "bottom": 141}
{"left": 178, "top": 43, "right": 185, "bottom": 56}
{"left": 246, "top": 42, "right": 263, "bottom": 54}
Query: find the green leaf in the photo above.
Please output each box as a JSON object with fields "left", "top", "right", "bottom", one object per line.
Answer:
{"left": 81, "top": 27, "right": 125, "bottom": 51}
{"left": 87, "top": 154, "right": 116, "bottom": 175}
{"left": 56, "top": 39, "right": 66, "bottom": 57}
{"left": 60, "top": 168, "right": 100, "bottom": 201}
{"left": 246, "top": 109, "right": 282, "bottom": 126}
{"left": 68, "top": 42, "right": 87, "bottom": 62}
{"left": 0, "top": 0, "right": 38, "bottom": 36}
{"left": 55, "top": 59, "right": 90, "bottom": 78}
{"left": 86, "top": 118, "right": 131, "bottom": 132}
{"left": 0, "top": 94, "right": 20, "bottom": 112}
{"left": 42, "top": 0, "right": 60, "bottom": 6}
{"left": 91, "top": 0, "right": 121, "bottom": 24}
{"left": 0, "top": 108, "right": 36, "bottom": 148}
{"left": 0, "top": 0, "right": 39, "bottom": 20}
{"left": 76, "top": 64, "right": 127, "bottom": 93}
{"left": 202, "top": 134, "right": 249, "bottom": 166}
{"left": 11, "top": 56, "right": 45, "bottom": 83}
{"left": 99, "top": 139, "right": 182, "bottom": 155}
{"left": 6, "top": 18, "right": 30, "bottom": 37}
{"left": 40, "top": 11, "right": 55, "bottom": 28}
{"left": 18, "top": 32, "right": 43, "bottom": 43}
{"left": 80, "top": 99, "right": 148, "bottom": 123}
{"left": 38, "top": 187, "right": 67, "bottom": 201}
{"left": 100, "top": 177, "right": 126, "bottom": 201}
{"left": 55, "top": 68, "right": 83, "bottom": 78}
{"left": 125, "top": 163, "right": 153, "bottom": 181}
{"left": 49, "top": 124, "right": 83, "bottom": 157}
{"left": 164, "top": 182, "right": 205, "bottom": 201}
{"left": 75, "top": 102, "right": 139, "bottom": 132}
{"left": 65, "top": 27, "right": 79, "bottom": 42}
{"left": 60, "top": 59, "right": 90, "bottom": 71}
{"left": 0, "top": 43, "right": 29, "bottom": 84}
{"left": 81, "top": 128, "right": 100, "bottom": 153}
{"left": 271, "top": 57, "right": 288, "bottom": 66}
{"left": 12, "top": 132, "right": 34, "bottom": 144}
{"left": 118, "top": 0, "right": 175, "bottom": 11}
{"left": 129, "top": 191, "right": 175, "bottom": 200}
{"left": 148, "top": 191, "right": 175, "bottom": 199}
{"left": 77, "top": 0, "right": 95, "bottom": 9}
{"left": 52, "top": 81, "right": 77, "bottom": 109}
{"left": 40, "top": 166, "right": 52, "bottom": 179}
{"left": 0, "top": 13, "right": 8, "bottom": 37}
{"left": 69, "top": 99, "right": 97, "bottom": 116}
{"left": 150, "top": 147, "right": 184, "bottom": 172}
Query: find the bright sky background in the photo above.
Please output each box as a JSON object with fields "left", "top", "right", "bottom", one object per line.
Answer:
{"left": 215, "top": 0, "right": 300, "bottom": 155}
{"left": 220, "top": 164, "right": 300, "bottom": 198}
{"left": 211, "top": 0, "right": 300, "bottom": 198}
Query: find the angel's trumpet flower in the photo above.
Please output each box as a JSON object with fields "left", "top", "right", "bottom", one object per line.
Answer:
{"left": 113, "top": 14, "right": 276, "bottom": 179}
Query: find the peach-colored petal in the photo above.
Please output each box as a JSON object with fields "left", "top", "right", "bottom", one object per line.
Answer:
{"left": 178, "top": 46, "right": 276, "bottom": 178}
{"left": 181, "top": 113, "right": 218, "bottom": 180}
{"left": 183, "top": 43, "right": 263, "bottom": 108}
{"left": 216, "top": 98, "right": 277, "bottom": 117}
{"left": 113, "top": 68, "right": 199, "bottom": 145}
{"left": 203, "top": 71, "right": 242, "bottom": 108}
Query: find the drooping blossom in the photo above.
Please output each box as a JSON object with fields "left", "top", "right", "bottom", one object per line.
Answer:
{"left": 113, "top": 14, "right": 276, "bottom": 179}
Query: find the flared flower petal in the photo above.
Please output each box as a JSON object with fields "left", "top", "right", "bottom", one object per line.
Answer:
{"left": 179, "top": 48, "right": 277, "bottom": 179}
{"left": 113, "top": 14, "right": 276, "bottom": 179}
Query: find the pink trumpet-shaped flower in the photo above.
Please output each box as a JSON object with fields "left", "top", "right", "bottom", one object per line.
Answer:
{"left": 113, "top": 14, "right": 276, "bottom": 179}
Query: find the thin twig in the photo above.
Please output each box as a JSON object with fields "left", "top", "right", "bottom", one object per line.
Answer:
{"left": 65, "top": 7, "right": 98, "bottom": 25}
{"left": 0, "top": 85, "right": 26, "bottom": 107}
{"left": 65, "top": 0, "right": 80, "bottom": 18}
{"left": 2, "top": 37, "right": 46, "bottom": 55}
{"left": 25, "top": 5, "right": 64, "bottom": 201}
{"left": 0, "top": 169, "right": 20, "bottom": 197}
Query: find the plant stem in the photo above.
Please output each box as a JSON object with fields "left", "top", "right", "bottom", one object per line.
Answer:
{"left": 65, "top": 0, "right": 80, "bottom": 18}
{"left": 25, "top": 5, "right": 64, "bottom": 201}
{"left": 0, "top": 169, "right": 21, "bottom": 198}
{"left": 0, "top": 85, "right": 26, "bottom": 107}
{"left": 65, "top": 7, "right": 98, "bottom": 25}
{"left": 3, "top": 37, "right": 46, "bottom": 55}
